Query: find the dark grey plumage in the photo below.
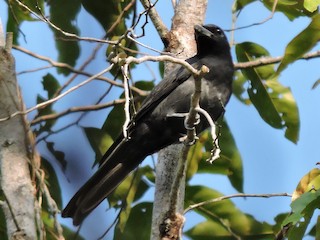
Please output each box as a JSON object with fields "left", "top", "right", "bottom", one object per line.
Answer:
{"left": 62, "top": 24, "right": 234, "bottom": 225}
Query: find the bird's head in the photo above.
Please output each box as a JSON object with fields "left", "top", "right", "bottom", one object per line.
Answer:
{"left": 194, "top": 24, "right": 230, "bottom": 56}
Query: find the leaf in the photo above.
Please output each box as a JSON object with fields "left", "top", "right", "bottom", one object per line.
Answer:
{"left": 114, "top": 202, "right": 152, "bottom": 240}
{"left": 195, "top": 120, "right": 244, "bottom": 192}
{"left": 312, "top": 78, "right": 320, "bottom": 89}
{"left": 113, "top": 167, "right": 152, "bottom": 234}
{"left": 236, "top": 42, "right": 300, "bottom": 143}
{"left": 233, "top": 0, "right": 257, "bottom": 12}
{"left": 233, "top": 70, "right": 250, "bottom": 105}
{"left": 282, "top": 190, "right": 320, "bottom": 239}
{"left": 42, "top": 73, "right": 60, "bottom": 99}
{"left": 185, "top": 186, "right": 274, "bottom": 238}
{"left": 6, "top": 0, "right": 44, "bottom": 44}
{"left": 304, "top": 0, "right": 320, "bottom": 12}
{"left": 46, "top": 141, "right": 67, "bottom": 171}
{"left": 261, "top": 0, "right": 316, "bottom": 20}
{"left": 292, "top": 168, "right": 320, "bottom": 201}
{"left": 83, "top": 127, "right": 114, "bottom": 166}
{"left": 276, "top": 14, "right": 320, "bottom": 74}
{"left": 47, "top": 0, "right": 81, "bottom": 75}
{"left": 264, "top": 79, "right": 300, "bottom": 143}
{"left": 42, "top": 211, "right": 85, "bottom": 240}
{"left": 82, "top": 0, "right": 133, "bottom": 34}
{"left": 41, "top": 157, "right": 63, "bottom": 209}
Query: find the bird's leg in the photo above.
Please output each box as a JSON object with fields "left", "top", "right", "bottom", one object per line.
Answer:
{"left": 167, "top": 112, "right": 200, "bottom": 145}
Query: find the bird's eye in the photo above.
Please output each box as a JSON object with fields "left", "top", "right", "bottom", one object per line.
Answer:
{"left": 216, "top": 28, "right": 223, "bottom": 36}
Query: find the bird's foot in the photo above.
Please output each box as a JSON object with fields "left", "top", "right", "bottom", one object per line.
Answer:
{"left": 179, "top": 135, "right": 199, "bottom": 145}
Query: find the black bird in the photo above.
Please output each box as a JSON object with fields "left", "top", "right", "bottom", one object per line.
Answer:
{"left": 62, "top": 24, "right": 234, "bottom": 225}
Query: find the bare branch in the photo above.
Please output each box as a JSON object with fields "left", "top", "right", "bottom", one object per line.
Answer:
{"left": 139, "top": 0, "right": 169, "bottom": 42}
{"left": 0, "top": 65, "right": 114, "bottom": 122}
{"left": 231, "top": 0, "right": 278, "bottom": 31}
{"left": 184, "top": 192, "right": 292, "bottom": 214}
{"left": 12, "top": 45, "right": 146, "bottom": 96}
{"left": 14, "top": 0, "right": 115, "bottom": 44}
{"left": 234, "top": 50, "right": 320, "bottom": 69}
{"left": 30, "top": 99, "right": 129, "bottom": 125}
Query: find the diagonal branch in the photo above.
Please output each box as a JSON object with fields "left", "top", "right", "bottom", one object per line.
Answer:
{"left": 184, "top": 192, "right": 292, "bottom": 214}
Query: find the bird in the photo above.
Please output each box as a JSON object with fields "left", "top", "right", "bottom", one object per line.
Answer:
{"left": 62, "top": 24, "right": 234, "bottom": 225}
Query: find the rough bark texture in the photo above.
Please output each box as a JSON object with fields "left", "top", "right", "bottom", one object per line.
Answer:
{"left": 0, "top": 35, "right": 37, "bottom": 239}
{"left": 151, "top": 1, "right": 208, "bottom": 239}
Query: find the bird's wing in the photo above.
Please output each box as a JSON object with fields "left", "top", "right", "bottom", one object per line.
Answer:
{"left": 133, "top": 58, "right": 200, "bottom": 124}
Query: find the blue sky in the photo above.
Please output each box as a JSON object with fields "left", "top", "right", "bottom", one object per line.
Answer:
{"left": 1, "top": 0, "right": 320, "bottom": 239}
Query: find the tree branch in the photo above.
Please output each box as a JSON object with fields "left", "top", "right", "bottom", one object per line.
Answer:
{"left": 184, "top": 192, "right": 292, "bottom": 214}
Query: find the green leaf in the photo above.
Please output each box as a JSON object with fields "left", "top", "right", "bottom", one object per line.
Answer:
{"left": 261, "top": 0, "right": 316, "bottom": 20}
{"left": 114, "top": 202, "right": 152, "bottom": 240}
{"left": 6, "top": 0, "right": 44, "bottom": 44}
{"left": 196, "top": 120, "right": 244, "bottom": 192}
{"left": 276, "top": 14, "right": 320, "bottom": 74}
{"left": 47, "top": 0, "right": 81, "bottom": 75}
{"left": 82, "top": 0, "right": 133, "bottom": 34}
{"left": 264, "top": 79, "right": 300, "bottom": 143}
{"left": 304, "top": 0, "right": 320, "bottom": 12}
{"left": 185, "top": 220, "right": 235, "bottom": 240}
{"left": 236, "top": 42, "right": 300, "bottom": 143}
{"left": 42, "top": 73, "right": 60, "bottom": 99}
{"left": 113, "top": 167, "right": 152, "bottom": 234}
{"left": 83, "top": 127, "right": 114, "bottom": 166}
{"left": 233, "top": 71, "right": 250, "bottom": 105}
{"left": 46, "top": 141, "right": 67, "bottom": 171}
{"left": 0, "top": 206, "right": 8, "bottom": 240}
{"left": 282, "top": 189, "right": 320, "bottom": 239}
{"left": 233, "top": 0, "right": 257, "bottom": 12}
{"left": 185, "top": 186, "right": 274, "bottom": 238}
{"left": 41, "top": 157, "right": 63, "bottom": 209}
{"left": 292, "top": 168, "right": 320, "bottom": 201}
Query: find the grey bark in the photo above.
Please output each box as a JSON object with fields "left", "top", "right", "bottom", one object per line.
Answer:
{"left": 0, "top": 29, "right": 37, "bottom": 239}
{"left": 151, "top": 1, "right": 208, "bottom": 239}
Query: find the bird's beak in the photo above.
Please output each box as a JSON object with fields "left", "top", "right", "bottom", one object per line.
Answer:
{"left": 194, "top": 24, "right": 213, "bottom": 39}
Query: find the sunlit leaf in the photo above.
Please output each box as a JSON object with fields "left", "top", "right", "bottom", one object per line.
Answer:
{"left": 112, "top": 166, "right": 152, "bottom": 233}
{"left": 233, "top": 70, "right": 250, "bottom": 105}
{"left": 292, "top": 168, "right": 320, "bottom": 201}
{"left": 185, "top": 186, "right": 274, "bottom": 238}
{"left": 262, "top": 0, "right": 316, "bottom": 20}
{"left": 282, "top": 189, "right": 320, "bottom": 239}
{"left": 236, "top": 42, "right": 300, "bottom": 143}
{"left": 276, "top": 14, "right": 320, "bottom": 74}
{"left": 304, "top": 0, "right": 320, "bottom": 12}
{"left": 83, "top": 127, "right": 114, "bottom": 166}
{"left": 233, "top": 0, "right": 257, "bottom": 12}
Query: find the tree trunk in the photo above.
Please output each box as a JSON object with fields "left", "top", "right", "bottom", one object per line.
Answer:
{"left": 0, "top": 30, "right": 37, "bottom": 239}
{"left": 151, "top": 1, "right": 208, "bottom": 239}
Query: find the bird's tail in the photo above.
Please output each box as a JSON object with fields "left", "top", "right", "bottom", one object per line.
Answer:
{"left": 62, "top": 136, "right": 146, "bottom": 225}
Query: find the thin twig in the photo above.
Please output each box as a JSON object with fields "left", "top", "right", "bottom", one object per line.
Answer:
{"left": 0, "top": 65, "right": 114, "bottom": 122}
{"left": 121, "top": 64, "right": 133, "bottom": 138}
{"left": 230, "top": 0, "right": 278, "bottom": 31}
{"left": 14, "top": 0, "right": 116, "bottom": 44}
{"left": 30, "top": 98, "right": 130, "bottom": 125}
{"left": 184, "top": 192, "right": 292, "bottom": 214}
{"left": 139, "top": 0, "right": 169, "bottom": 41}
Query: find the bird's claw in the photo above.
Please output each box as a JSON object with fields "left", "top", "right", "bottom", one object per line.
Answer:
{"left": 184, "top": 113, "right": 200, "bottom": 130}
{"left": 179, "top": 135, "right": 199, "bottom": 145}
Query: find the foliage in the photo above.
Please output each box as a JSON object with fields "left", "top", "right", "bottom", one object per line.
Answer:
{"left": 2, "top": 0, "right": 320, "bottom": 239}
